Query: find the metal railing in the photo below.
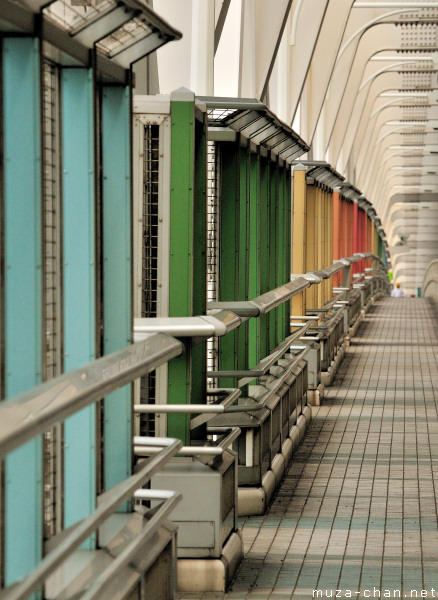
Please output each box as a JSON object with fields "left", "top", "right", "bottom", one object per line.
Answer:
{"left": 0, "top": 333, "right": 185, "bottom": 600}
{"left": 0, "top": 251, "right": 387, "bottom": 599}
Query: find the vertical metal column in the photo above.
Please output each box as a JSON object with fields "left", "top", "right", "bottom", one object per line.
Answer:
{"left": 248, "top": 151, "right": 260, "bottom": 367}
{"left": 342, "top": 198, "right": 348, "bottom": 262}
{"left": 276, "top": 167, "right": 286, "bottom": 342}
{"left": 238, "top": 144, "right": 249, "bottom": 368}
{"left": 328, "top": 188, "right": 333, "bottom": 299}
{"left": 207, "top": 141, "right": 220, "bottom": 383}
{"left": 191, "top": 114, "right": 207, "bottom": 440}
{"left": 259, "top": 155, "right": 270, "bottom": 357}
{"left": 353, "top": 199, "right": 359, "bottom": 274}
{"left": 269, "top": 159, "right": 279, "bottom": 351}
{"left": 292, "top": 165, "right": 307, "bottom": 317}
{"left": 306, "top": 184, "right": 316, "bottom": 309}
{"left": 333, "top": 188, "right": 342, "bottom": 287}
{"left": 219, "top": 138, "right": 240, "bottom": 387}
{"left": 62, "top": 68, "right": 96, "bottom": 543}
{"left": 285, "top": 169, "right": 292, "bottom": 334}
{"left": 41, "top": 58, "right": 63, "bottom": 542}
{"left": 102, "top": 85, "right": 131, "bottom": 493}
{"left": 326, "top": 189, "right": 331, "bottom": 303}
{"left": 3, "top": 36, "right": 43, "bottom": 593}
{"left": 167, "top": 89, "right": 206, "bottom": 444}
{"left": 317, "top": 186, "right": 324, "bottom": 307}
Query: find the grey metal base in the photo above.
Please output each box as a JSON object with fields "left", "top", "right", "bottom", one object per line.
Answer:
{"left": 177, "top": 530, "right": 243, "bottom": 593}
{"left": 349, "top": 311, "right": 364, "bottom": 338}
{"left": 321, "top": 341, "right": 347, "bottom": 386}
{"left": 237, "top": 406, "right": 312, "bottom": 517}
{"left": 307, "top": 383, "right": 325, "bottom": 406}
{"left": 46, "top": 514, "right": 178, "bottom": 600}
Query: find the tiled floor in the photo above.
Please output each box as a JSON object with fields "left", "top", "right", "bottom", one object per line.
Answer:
{"left": 179, "top": 298, "right": 438, "bottom": 600}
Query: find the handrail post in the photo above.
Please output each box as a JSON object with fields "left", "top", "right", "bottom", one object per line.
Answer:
{"left": 342, "top": 264, "right": 351, "bottom": 290}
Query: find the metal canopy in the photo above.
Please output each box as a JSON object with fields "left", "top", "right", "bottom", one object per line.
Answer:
{"left": 44, "top": 0, "right": 182, "bottom": 68}
{"left": 306, "top": 163, "right": 345, "bottom": 190}
{"left": 200, "top": 96, "right": 310, "bottom": 163}
{"left": 3, "top": 0, "right": 182, "bottom": 76}
{"left": 341, "top": 183, "right": 362, "bottom": 202}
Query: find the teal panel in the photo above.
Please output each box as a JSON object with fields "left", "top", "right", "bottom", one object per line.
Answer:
{"left": 62, "top": 69, "right": 96, "bottom": 540}
{"left": 102, "top": 86, "right": 132, "bottom": 493}
{"left": 3, "top": 37, "right": 42, "bottom": 592}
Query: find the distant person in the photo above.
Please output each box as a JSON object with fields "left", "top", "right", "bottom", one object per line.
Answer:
{"left": 391, "top": 282, "right": 404, "bottom": 298}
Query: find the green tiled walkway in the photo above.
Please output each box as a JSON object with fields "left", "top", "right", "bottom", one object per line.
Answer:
{"left": 179, "top": 298, "right": 438, "bottom": 600}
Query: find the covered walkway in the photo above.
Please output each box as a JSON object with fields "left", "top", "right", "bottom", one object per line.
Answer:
{"left": 183, "top": 298, "right": 438, "bottom": 600}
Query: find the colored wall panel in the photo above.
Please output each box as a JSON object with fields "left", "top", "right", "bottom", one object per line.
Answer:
{"left": 62, "top": 69, "right": 96, "bottom": 540}
{"left": 3, "top": 37, "right": 43, "bottom": 592}
{"left": 167, "top": 93, "right": 196, "bottom": 444}
{"left": 102, "top": 86, "right": 132, "bottom": 492}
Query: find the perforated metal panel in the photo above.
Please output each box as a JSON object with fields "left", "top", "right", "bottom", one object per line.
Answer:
{"left": 139, "top": 124, "right": 160, "bottom": 436}
{"left": 400, "top": 22, "right": 438, "bottom": 48}
{"left": 400, "top": 69, "right": 434, "bottom": 90}
{"left": 401, "top": 100, "right": 429, "bottom": 121}
{"left": 206, "top": 141, "right": 221, "bottom": 390}
{"left": 42, "top": 59, "right": 63, "bottom": 541}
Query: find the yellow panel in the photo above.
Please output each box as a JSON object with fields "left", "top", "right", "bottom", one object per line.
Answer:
{"left": 292, "top": 167, "right": 307, "bottom": 319}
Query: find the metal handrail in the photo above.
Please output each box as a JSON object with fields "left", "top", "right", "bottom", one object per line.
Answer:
{"left": 207, "top": 321, "right": 313, "bottom": 383}
{"left": 0, "top": 438, "right": 182, "bottom": 600}
{"left": 0, "top": 333, "right": 183, "bottom": 458}
{"left": 208, "top": 277, "right": 310, "bottom": 317}
{"left": 0, "top": 254, "right": 386, "bottom": 460}
{"left": 208, "top": 254, "right": 385, "bottom": 317}
{"left": 80, "top": 492, "right": 181, "bottom": 600}
{"left": 133, "top": 427, "right": 241, "bottom": 457}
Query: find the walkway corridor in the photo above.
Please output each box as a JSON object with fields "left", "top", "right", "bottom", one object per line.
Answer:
{"left": 180, "top": 298, "right": 438, "bottom": 600}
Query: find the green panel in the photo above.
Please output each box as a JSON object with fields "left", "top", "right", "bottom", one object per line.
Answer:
{"left": 248, "top": 151, "right": 260, "bottom": 367}
{"left": 102, "top": 86, "right": 132, "bottom": 493}
{"left": 378, "top": 235, "right": 383, "bottom": 261}
{"left": 167, "top": 93, "right": 195, "bottom": 444}
{"left": 3, "top": 37, "right": 43, "bottom": 593}
{"left": 237, "top": 145, "right": 249, "bottom": 371}
{"left": 269, "top": 161, "right": 279, "bottom": 351}
{"left": 169, "top": 98, "right": 194, "bottom": 317}
{"left": 167, "top": 345, "right": 192, "bottom": 444}
{"left": 219, "top": 141, "right": 240, "bottom": 386}
{"left": 62, "top": 68, "right": 96, "bottom": 542}
{"left": 277, "top": 168, "right": 286, "bottom": 342}
{"left": 259, "top": 156, "right": 270, "bottom": 360}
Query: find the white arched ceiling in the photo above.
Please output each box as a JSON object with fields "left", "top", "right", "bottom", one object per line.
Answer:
{"left": 149, "top": 0, "right": 438, "bottom": 294}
